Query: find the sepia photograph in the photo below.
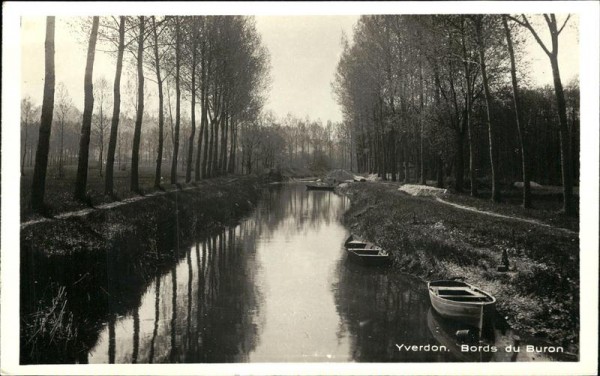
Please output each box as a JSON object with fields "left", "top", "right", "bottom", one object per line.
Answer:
{"left": 2, "top": 1, "right": 599, "bottom": 375}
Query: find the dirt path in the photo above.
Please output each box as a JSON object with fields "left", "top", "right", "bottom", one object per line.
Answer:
{"left": 434, "top": 196, "right": 577, "bottom": 235}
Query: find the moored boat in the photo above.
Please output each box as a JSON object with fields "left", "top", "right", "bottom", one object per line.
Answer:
{"left": 306, "top": 183, "right": 335, "bottom": 191}
{"left": 344, "top": 235, "right": 391, "bottom": 265}
{"left": 428, "top": 280, "right": 496, "bottom": 330}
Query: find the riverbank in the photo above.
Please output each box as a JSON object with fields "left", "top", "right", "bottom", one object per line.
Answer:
{"left": 20, "top": 175, "right": 263, "bottom": 363}
{"left": 337, "top": 181, "right": 579, "bottom": 354}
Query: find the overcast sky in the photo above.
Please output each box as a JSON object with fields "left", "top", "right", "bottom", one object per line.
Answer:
{"left": 21, "top": 15, "right": 578, "bottom": 123}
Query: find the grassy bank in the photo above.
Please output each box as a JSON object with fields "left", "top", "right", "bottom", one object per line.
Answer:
{"left": 20, "top": 175, "right": 263, "bottom": 363}
{"left": 338, "top": 181, "right": 579, "bottom": 353}
{"left": 20, "top": 164, "right": 238, "bottom": 221}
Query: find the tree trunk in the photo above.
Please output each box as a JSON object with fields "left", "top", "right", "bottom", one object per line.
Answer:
{"left": 551, "top": 57, "right": 574, "bottom": 214}
{"left": 104, "top": 16, "right": 125, "bottom": 195}
{"left": 503, "top": 16, "right": 531, "bottom": 208}
{"left": 207, "top": 118, "right": 214, "bottom": 178}
{"left": 460, "top": 21, "right": 477, "bottom": 197}
{"left": 186, "top": 48, "right": 197, "bottom": 183}
{"left": 74, "top": 16, "right": 99, "bottom": 202}
{"left": 475, "top": 17, "right": 501, "bottom": 202}
{"left": 228, "top": 119, "right": 236, "bottom": 173}
{"left": 212, "top": 114, "right": 220, "bottom": 175}
{"left": 31, "top": 16, "right": 56, "bottom": 212}
{"left": 454, "top": 129, "right": 465, "bottom": 192}
{"left": 152, "top": 16, "right": 164, "bottom": 190}
{"left": 131, "top": 16, "right": 145, "bottom": 193}
{"left": 170, "top": 18, "right": 181, "bottom": 185}
{"left": 99, "top": 103, "right": 104, "bottom": 176}
{"left": 201, "top": 110, "right": 209, "bottom": 178}
{"left": 436, "top": 153, "right": 444, "bottom": 188}
{"left": 419, "top": 60, "right": 426, "bottom": 185}
{"left": 22, "top": 115, "right": 29, "bottom": 176}
{"left": 220, "top": 112, "right": 228, "bottom": 174}
{"left": 59, "top": 120, "right": 64, "bottom": 178}
{"left": 194, "top": 48, "right": 206, "bottom": 181}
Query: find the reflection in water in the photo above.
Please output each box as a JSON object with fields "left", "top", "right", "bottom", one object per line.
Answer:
{"left": 108, "top": 316, "right": 115, "bottom": 364}
{"left": 333, "top": 260, "right": 445, "bottom": 362}
{"left": 148, "top": 276, "right": 160, "bottom": 363}
{"left": 426, "top": 308, "right": 493, "bottom": 362}
{"left": 25, "top": 183, "right": 571, "bottom": 363}
{"left": 88, "top": 223, "right": 262, "bottom": 363}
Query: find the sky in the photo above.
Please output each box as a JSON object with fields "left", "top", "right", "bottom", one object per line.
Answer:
{"left": 20, "top": 15, "right": 579, "bottom": 124}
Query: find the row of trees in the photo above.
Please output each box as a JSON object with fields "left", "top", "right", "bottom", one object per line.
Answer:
{"left": 240, "top": 113, "right": 353, "bottom": 174}
{"left": 22, "top": 80, "right": 209, "bottom": 179}
{"left": 29, "top": 16, "right": 269, "bottom": 212}
{"left": 333, "top": 14, "right": 578, "bottom": 214}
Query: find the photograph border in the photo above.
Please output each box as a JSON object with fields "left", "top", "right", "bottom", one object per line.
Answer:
{"left": 2, "top": 1, "right": 598, "bottom": 375}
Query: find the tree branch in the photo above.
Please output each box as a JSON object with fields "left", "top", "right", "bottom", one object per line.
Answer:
{"left": 520, "top": 14, "right": 552, "bottom": 57}
{"left": 557, "top": 14, "right": 571, "bottom": 35}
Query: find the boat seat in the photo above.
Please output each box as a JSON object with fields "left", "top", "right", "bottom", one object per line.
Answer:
{"left": 432, "top": 288, "right": 487, "bottom": 298}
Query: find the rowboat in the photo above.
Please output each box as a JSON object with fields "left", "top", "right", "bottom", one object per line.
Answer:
{"left": 428, "top": 280, "right": 496, "bottom": 330}
{"left": 344, "top": 235, "right": 391, "bottom": 265}
{"left": 306, "top": 183, "right": 335, "bottom": 191}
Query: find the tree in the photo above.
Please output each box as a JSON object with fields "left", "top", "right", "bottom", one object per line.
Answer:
{"left": 184, "top": 17, "right": 200, "bottom": 183}
{"left": 54, "top": 83, "right": 72, "bottom": 178}
{"left": 131, "top": 16, "right": 145, "bottom": 193}
{"left": 31, "top": 16, "right": 55, "bottom": 212}
{"left": 21, "top": 97, "right": 35, "bottom": 176}
{"left": 472, "top": 15, "right": 501, "bottom": 202}
{"left": 502, "top": 15, "right": 531, "bottom": 208}
{"left": 93, "top": 77, "right": 110, "bottom": 177}
{"left": 74, "top": 16, "right": 100, "bottom": 202}
{"left": 150, "top": 16, "right": 166, "bottom": 189}
{"left": 170, "top": 16, "right": 182, "bottom": 185}
{"left": 512, "top": 14, "right": 575, "bottom": 214}
{"left": 105, "top": 16, "right": 126, "bottom": 196}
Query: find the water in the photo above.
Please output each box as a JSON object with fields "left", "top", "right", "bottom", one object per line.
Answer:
{"left": 25, "top": 183, "right": 573, "bottom": 363}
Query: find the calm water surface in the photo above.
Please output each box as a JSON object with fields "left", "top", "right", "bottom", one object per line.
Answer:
{"left": 80, "top": 183, "right": 563, "bottom": 363}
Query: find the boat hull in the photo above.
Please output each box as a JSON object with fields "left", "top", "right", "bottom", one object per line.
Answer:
{"left": 347, "top": 250, "right": 391, "bottom": 266}
{"left": 428, "top": 280, "right": 496, "bottom": 329}
{"left": 306, "top": 184, "right": 335, "bottom": 191}
{"left": 344, "top": 235, "right": 390, "bottom": 266}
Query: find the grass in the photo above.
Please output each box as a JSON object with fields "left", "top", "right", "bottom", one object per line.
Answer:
{"left": 21, "top": 163, "right": 213, "bottom": 221}
{"left": 21, "top": 284, "right": 78, "bottom": 363}
{"left": 339, "top": 181, "right": 579, "bottom": 353}
{"left": 20, "top": 174, "right": 263, "bottom": 363}
{"left": 442, "top": 185, "right": 579, "bottom": 232}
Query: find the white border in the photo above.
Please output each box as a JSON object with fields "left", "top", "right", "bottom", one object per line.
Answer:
{"left": 2, "top": 2, "right": 598, "bottom": 375}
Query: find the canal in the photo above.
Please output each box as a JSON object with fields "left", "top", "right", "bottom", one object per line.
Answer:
{"left": 24, "top": 182, "right": 570, "bottom": 363}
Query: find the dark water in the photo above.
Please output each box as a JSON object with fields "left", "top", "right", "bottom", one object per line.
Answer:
{"left": 25, "top": 183, "right": 572, "bottom": 363}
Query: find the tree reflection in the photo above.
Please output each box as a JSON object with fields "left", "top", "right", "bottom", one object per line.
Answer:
{"left": 21, "top": 183, "right": 344, "bottom": 364}
{"left": 332, "top": 259, "right": 449, "bottom": 362}
{"left": 148, "top": 275, "right": 160, "bottom": 363}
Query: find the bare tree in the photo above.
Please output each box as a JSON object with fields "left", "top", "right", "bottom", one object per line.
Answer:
{"left": 131, "top": 16, "right": 145, "bottom": 193}
{"left": 105, "top": 16, "right": 126, "bottom": 196}
{"left": 150, "top": 16, "right": 167, "bottom": 189}
{"left": 503, "top": 15, "right": 531, "bottom": 208}
{"left": 55, "top": 83, "right": 72, "bottom": 178}
{"left": 74, "top": 16, "right": 100, "bottom": 202}
{"left": 170, "top": 16, "right": 182, "bottom": 185}
{"left": 472, "top": 15, "right": 501, "bottom": 202}
{"left": 21, "top": 97, "right": 35, "bottom": 176}
{"left": 512, "top": 14, "right": 574, "bottom": 214}
{"left": 31, "top": 17, "right": 56, "bottom": 212}
{"left": 93, "top": 77, "right": 110, "bottom": 177}
{"left": 185, "top": 17, "right": 200, "bottom": 183}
